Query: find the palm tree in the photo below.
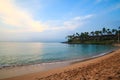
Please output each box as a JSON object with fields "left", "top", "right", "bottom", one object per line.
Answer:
{"left": 106, "top": 28, "right": 110, "bottom": 35}
{"left": 108, "top": 31, "right": 112, "bottom": 35}
{"left": 76, "top": 33, "right": 80, "bottom": 37}
{"left": 66, "top": 27, "right": 120, "bottom": 43}
{"left": 99, "top": 31, "right": 102, "bottom": 36}
{"left": 112, "top": 29, "right": 117, "bottom": 35}
{"left": 84, "top": 32, "right": 89, "bottom": 36}
{"left": 102, "top": 27, "right": 106, "bottom": 35}
{"left": 66, "top": 35, "right": 73, "bottom": 42}
{"left": 80, "top": 32, "right": 85, "bottom": 41}
{"left": 91, "top": 31, "right": 94, "bottom": 36}
{"left": 95, "top": 31, "right": 99, "bottom": 36}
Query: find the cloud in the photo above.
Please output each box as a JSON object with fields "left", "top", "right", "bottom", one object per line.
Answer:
{"left": 95, "top": 0, "right": 108, "bottom": 4}
{"left": 73, "top": 15, "right": 93, "bottom": 20}
{"left": 95, "top": 0, "right": 102, "bottom": 3}
{"left": 63, "top": 18, "right": 83, "bottom": 30}
{"left": 0, "top": 0, "right": 45, "bottom": 32}
{"left": 0, "top": 0, "right": 93, "bottom": 33}
{"left": 45, "top": 14, "right": 93, "bottom": 30}
{"left": 64, "top": 15, "right": 93, "bottom": 30}
{"left": 111, "top": 3, "right": 120, "bottom": 10}
{"left": 0, "top": 0, "right": 93, "bottom": 41}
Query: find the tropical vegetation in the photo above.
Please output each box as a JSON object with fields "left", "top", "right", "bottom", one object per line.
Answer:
{"left": 65, "top": 27, "right": 120, "bottom": 44}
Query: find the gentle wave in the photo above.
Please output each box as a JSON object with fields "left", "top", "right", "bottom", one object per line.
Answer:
{"left": 0, "top": 46, "right": 118, "bottom": 70}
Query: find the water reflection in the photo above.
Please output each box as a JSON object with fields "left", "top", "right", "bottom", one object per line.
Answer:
{"left": 0, "top": 42, "right": 116, "bottom": 67}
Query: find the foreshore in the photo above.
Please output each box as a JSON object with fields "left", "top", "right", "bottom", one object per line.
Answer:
{"left": 1, "top": 45, "right": 120, "bottom": 80}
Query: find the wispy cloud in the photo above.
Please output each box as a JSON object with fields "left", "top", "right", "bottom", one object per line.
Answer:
{"left": 96, "top": 0, "right": 102, "bottom": 3}
{"left": 63, "top": 15, "right": 93, "bottom": 30}
{"left": 73, "top": 15, "right": 93, "bottom": 21}
{"left": 95, "top": 0, "right": 108, "bottom": 4}
{"left": 46, "top": 14, "right": 93, "bottom": 31}
{"left": 111, "top": 3, "right": 120, "bottom": 10}
{"left": 0, "top": 0, "right": 45, "bottom": 32}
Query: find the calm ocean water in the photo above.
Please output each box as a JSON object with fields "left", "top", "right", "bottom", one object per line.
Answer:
{"left": 0, "top": 42, "right": 117, "bottom": 68}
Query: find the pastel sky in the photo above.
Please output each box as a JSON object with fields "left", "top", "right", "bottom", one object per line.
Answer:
{"left": 0, "top": 0, "right": 120, "bottom": 42}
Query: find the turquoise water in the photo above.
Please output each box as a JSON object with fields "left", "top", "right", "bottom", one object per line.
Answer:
{"left": 0, "top": 42, "right": 117, "bottom": 68}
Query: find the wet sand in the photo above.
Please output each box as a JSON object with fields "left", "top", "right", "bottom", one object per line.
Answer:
{"left": 1, "top": 46, "right": 120, "bottom": 80}
{"left": 0, "top": 61, "right": 70, "bottom": 79}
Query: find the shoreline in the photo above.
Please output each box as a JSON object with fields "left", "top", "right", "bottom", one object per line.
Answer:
{"left": 1, "top": 45, "right": 120, "bottom": 80}
{"left": 0, "top": 45, "right": 117, "bottom": 70}
{"left": 0, "top": 46, "right": 118, "bottom": 79}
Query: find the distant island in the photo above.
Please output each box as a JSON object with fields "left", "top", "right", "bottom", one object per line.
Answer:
{"left": 64, "top": 27, "right": 120, "bottom": 44}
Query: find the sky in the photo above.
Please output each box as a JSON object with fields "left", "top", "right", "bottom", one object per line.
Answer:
{"left": 0, "top": 0, "right": 120, "bottom": 42}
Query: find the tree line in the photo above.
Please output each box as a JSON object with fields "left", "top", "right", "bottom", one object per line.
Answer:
{"left": 66, "top": 27, "right": 120, "bottom": 44}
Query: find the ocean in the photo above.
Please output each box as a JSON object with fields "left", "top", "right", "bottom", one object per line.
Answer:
{"left": 0, "top": 42, "right": 117, "bottom": 68}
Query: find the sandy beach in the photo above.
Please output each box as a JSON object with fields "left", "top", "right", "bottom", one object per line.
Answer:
{"left": 1, "top": 46, "right": 120, "bottom": 80}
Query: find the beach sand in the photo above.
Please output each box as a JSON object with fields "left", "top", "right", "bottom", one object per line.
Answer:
{"left": 1, "top": 47, "right": 120, "bottom": 80}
